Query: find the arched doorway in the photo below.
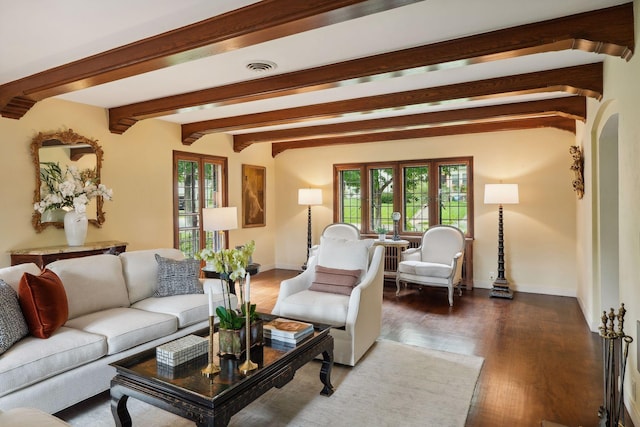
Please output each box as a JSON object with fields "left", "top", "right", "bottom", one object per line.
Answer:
{"left": 597, "top": 113, "right": 619, "bottom": 312}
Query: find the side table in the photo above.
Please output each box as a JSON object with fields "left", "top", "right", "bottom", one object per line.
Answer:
{"left": 202, "top": 263, "right": 261, "bottom": 295}
{"left": 372, "top": 239, "right": 409, "bottom": 280}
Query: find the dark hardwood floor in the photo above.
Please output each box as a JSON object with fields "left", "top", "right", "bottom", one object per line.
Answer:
{"left": 252, "top": 269, "right": 606, "bottom": 427}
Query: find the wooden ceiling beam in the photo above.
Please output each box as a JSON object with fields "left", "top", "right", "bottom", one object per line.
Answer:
{"left": 0, "top": 0, "right": 421, "bottom": 119}
{"left": 110, "top": 2, "right": 633, "bottom": 134}
{"left": 271, "top": 116, "right": 577, "bottom": 156}
{"left": 182, "top": 63, "right": 601, "bottom": 144}
{"left": 233, "top": 97, "right": 586, "bottom": 150}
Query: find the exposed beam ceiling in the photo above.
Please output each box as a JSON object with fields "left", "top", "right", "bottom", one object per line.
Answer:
{"left": 0, "top": 1, "right": 634, "bottom": 156}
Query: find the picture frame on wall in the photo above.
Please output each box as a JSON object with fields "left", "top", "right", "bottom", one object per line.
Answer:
{"left": 242, "top": 164, "right": 266, "bottom": 228}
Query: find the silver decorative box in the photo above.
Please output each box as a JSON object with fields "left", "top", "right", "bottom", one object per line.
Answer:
{"left": 156, "top": 335, "right": 208, "bottom": 367}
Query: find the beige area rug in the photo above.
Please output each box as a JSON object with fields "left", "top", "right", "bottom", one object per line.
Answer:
{"left": 58, "top": 339, "right": 483, "bottom": 427}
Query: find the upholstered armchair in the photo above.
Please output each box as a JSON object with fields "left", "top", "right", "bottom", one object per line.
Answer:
{"left": 396, "top": 225, "right": 465, "bottom": 306}
{"left": 308, "top": 223, "right": 360, "bottom": 259}
{"left": 272, "top": 232, "right": 384, "bottom": 366}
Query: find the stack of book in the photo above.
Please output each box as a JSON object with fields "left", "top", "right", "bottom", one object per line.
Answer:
{"left": 264, "top": 318, "right": 314, "bottom": 349}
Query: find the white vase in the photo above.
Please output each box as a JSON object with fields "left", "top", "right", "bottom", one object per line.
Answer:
{"left": 379, "top": 234, "right": 386, "bottom": 241}
{"left": 64, "top": 210, "right": 88, "bottom": 246}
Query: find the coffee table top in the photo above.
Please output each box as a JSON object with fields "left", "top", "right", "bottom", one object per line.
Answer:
{"left": 110, "top": 313, "right": 330, "bottom": 405}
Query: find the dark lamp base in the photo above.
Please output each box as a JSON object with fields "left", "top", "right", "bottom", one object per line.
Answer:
{"left": 490, "top": 284, "right": 513, "bottom": 299}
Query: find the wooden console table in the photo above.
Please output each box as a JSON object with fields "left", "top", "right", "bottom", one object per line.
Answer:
{"left": 10, "top": 240, "right": 128, "bottom": 268}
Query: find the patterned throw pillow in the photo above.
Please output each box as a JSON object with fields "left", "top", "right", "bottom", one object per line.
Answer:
{"left": 18, "top": 269, "right": 69, "bottom": 339}
{"left": 154, "top": 254, "right": 203, "bottom": 297}
{"left": 0, "top": 279, "right": 29, "bottom": 354}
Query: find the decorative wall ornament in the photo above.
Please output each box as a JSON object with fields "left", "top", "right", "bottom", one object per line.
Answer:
{"left": 569, "top": 145, "right": 584, "bottom": 199}
{"left": 241, "top": 164, "right": 266, "bottom": 228}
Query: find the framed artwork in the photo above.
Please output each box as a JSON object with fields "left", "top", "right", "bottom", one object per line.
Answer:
{"left": 242, "top": 164, "right": 266, "bottom": 228}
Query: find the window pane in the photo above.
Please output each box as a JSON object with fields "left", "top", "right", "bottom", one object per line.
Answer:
{"left": 369, "top": 167, "right": 393, "bottom": 232}
{"left": 340, "top": 169, "right": 361, "bottom": 228}
{"left": 177, "top": 160, "right": 200, "bottom": 258}
{"left": 438, "top": 163, "right": 468, "bottom": 233}
{"left": 403, "top": 165, "right": 429, "bottom": 232}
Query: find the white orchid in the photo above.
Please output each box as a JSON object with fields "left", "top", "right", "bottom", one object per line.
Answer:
{"left": 34, "top": 162, "right": 113, "bottom": 214}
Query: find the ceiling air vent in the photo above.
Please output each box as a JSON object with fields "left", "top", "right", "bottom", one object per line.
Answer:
{"left": 246, "top": 61, "right": 277, "bottom": 73}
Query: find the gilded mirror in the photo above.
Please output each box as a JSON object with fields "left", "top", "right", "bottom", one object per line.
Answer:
{"left": 31, "top": 129, "right": 105, "bottom": 232}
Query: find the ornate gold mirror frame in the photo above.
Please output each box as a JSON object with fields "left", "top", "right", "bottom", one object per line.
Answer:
{"left": 31, "top": 129, "right": 105, "bottom": 232}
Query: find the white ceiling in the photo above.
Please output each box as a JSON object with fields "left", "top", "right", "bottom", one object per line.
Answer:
{"left": 0, "top": 0, "right": 632, "bottom": 138}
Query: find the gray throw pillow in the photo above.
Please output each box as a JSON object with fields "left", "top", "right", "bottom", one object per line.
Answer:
{"left": 154, "top": 254, "right": 203, "bottom": 297}
{"left": 0, "top": 279, "right": 29, "bottom": 354}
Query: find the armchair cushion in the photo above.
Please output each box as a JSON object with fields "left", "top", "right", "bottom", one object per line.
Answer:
{"left": 274, "top": 289, "right": 350, "bottom": 327}
{"left": 317, "top": 236, "right": 371, "bottom": 277}
{"left": 310, "top": 265, "right": 361, "bottom": 295}
{"left": 397, "top": 260, "right": 452, "bottom": 279}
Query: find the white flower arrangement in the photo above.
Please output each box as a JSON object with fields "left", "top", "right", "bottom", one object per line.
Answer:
{"left": 34, "top": 162, "right": 113, "bottom": 214}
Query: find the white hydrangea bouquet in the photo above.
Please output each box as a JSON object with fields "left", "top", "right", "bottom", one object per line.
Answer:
{"left": 34, "top": 162, "right": 113, "bottom": 214}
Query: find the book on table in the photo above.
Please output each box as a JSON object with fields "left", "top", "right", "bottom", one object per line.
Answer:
{"left": 264, "top": 318, "right": 314, "bottom": 344}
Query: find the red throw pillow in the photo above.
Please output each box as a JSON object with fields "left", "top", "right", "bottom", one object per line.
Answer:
{"left": 19, "top": 269, "right": 69, "bottom": 338}
{"left": 309, "top": 265, "right": 362, "bottom": 296}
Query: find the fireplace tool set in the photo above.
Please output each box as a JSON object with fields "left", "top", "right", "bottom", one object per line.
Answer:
{"left": 598, "top": 304, "right": 633, "bottom": 427}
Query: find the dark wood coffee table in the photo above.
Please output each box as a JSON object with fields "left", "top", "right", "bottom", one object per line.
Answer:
{"left": 110, "top": 314, "right": 333, "bottom": 427}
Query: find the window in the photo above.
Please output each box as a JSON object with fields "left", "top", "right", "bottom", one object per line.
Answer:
{"left": 173, "top": 151, "right": 228, "bottom": 258}
{"left": 334, "top": 157, "right": 473, "bottom": 236}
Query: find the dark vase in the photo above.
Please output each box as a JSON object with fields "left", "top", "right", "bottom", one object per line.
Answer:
{"left": 218, "top": 320, "right": 263, "bottom": 358}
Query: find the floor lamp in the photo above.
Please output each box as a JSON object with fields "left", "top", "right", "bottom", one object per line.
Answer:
{"left": 298, "top": 188, "right": 322, "bottom": 270}
{"left": 203, "top": 206, "right": 238, "bottom": 252}
{"left": 484, "top": 183, "right": 519, "bottom": 299}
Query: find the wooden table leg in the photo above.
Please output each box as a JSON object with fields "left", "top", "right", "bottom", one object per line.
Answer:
{"left": 319, "top": 337, "right": 334, "bottom": 396}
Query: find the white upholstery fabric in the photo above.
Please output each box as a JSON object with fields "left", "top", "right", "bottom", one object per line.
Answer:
{"left": 0, "top": 263, "right": 41, "bottom": 292}
{"left": 132, "top": 294, "right": 210, "bottom": 328}
{"left": 274, "top": 289, "right": 350, "bottom": 327}
{"left": 397, "top": 260, "right": 453, "bottom": 278}
{"left": 0, "top": 407, "right": 70, "bottom": 426}
{"left": 48, "top": 254, "right": 130, "bottom": 320}
{"left": 0, "top": 327, "right": 106, "bottom": 397}
{"left": 120, "top": 248, "right": 185, "bottom": 303}
{"left": 64, "top": 307, "right": 177, "bottom": 355}
{"left": 396, "top": 225, "right": 465, "bottom": 306}
{"left": 317, "top": 236, "right": 372, "bottom": 278}
{"left": 321, "top": 223, "right": 360, "bottom": 240}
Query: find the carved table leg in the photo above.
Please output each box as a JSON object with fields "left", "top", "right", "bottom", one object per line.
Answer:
{"left": 319, "top": 344, "right": 334, "bottom": 396}
{"left": 110, "top": 387, "right": 131, "bottom": 427}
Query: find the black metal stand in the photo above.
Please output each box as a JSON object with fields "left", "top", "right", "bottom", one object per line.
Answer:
{"left": 301, "top": 205, "right": 312, "bottom": 270}
{"left": 490, "top": 204, "right": 513, "bottom": 299}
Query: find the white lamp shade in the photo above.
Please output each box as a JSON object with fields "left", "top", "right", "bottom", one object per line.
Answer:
{"left": 203, "top": 207, "right": 238, "bottom": 231}
{"left": 298, "top": 188, "right": 322, "bottom": 206}
{"left": 484, "top": 184, "right": 519, "bottom": 204}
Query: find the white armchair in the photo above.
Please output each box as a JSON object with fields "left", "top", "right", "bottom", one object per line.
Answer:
{"left": 308, "top": 223, "right": 360, "bottom": 259}
{"left": 272, "top": 235, "right": 384, "bottom": 366}
{"left": 396, "top": 225, "right": 465, "bottom": 306}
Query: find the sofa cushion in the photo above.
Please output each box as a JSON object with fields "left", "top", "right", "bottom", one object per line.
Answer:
{"left": 398, "top": 260, "right": 452, "bottom": 279}
{"left": 0, "top": 280, "right": 29, "bottom": 354}
{"left": 47, "top": 254, "right": 130, "bottom": 320}
{"left": 132, "top": 294, "right": 210, "bottom": 328}
{"left": 275, "top": 289, "right": 349, "bottom": 327}
{"left": 0, "top": 326, "right": 106, "bottom": 398}
{"left": 310, "top": 265, "right": 361, "bottom": 296}
{"left": 317, "top": 236, "right": 371, "bottom": 279}
{"left": 18, "top": 269, "right": 69, "bottom": 339}
{"left": 120, "top": 248, "right": 185, "bottom": 303}
{"left": 64, "top": 307, "right": 177, "bottom": 355}
{"left": 0, "top": 263, "right": 41, "bottom": 292}
{"left": 154, "top": 254, "right": 203, "bottom": 297}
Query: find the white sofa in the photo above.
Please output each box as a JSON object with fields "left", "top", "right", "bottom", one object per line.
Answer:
{"left": 272, "top": 237, "right": 384, "bottom": 366}
{"left": 0, "top": 248, "right": 237, "bottom": 414}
